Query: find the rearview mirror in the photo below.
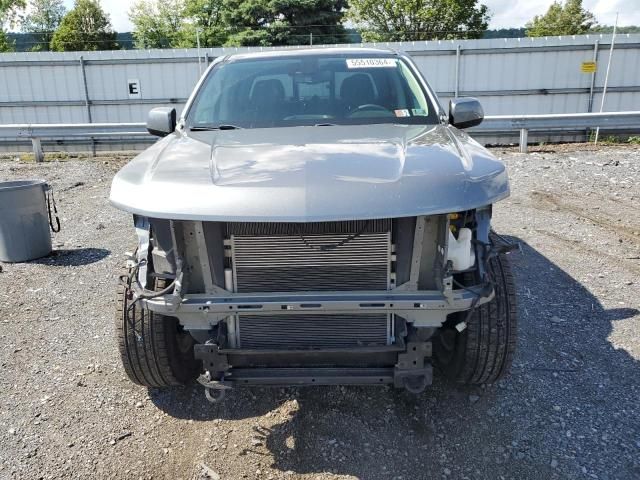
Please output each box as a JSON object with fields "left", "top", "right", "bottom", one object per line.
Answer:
{"left": 449, "top": 98, "right": 484, "bottom": 129}
{"left": 147, "top": 107, "right": 177, "bottom": 137}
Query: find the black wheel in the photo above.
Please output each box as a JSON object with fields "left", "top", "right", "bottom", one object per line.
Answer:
{"left": 434, "top": 233, "right": 517, "bottom": 384}
{"left": 115, "top": 276, "right": 200, "bottom": 387}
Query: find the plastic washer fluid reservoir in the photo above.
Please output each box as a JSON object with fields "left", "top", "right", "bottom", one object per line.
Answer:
{"left": 446, "top": 228, "right": 476, "bottom": 271}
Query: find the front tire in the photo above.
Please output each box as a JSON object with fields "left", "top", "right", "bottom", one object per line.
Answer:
{"left": 434, "top": 234, "right": 517, "bottom": 384}
{"left": 115, "top": 277, "right": 200, "bottom": 387}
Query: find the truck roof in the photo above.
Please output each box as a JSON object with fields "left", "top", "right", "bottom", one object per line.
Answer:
{"left": 226, "top": 47, "right": 398, "bottom": 61}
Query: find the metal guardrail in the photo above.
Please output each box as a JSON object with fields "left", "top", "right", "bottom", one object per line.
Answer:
{"left": 0, "top": 123, "right": 148, "bottom": 138}
{"left": 473, "top": 111, "right": 640, "bottom": 152}
{"left": 1, "top": 111, "right": 639, "bottom": 161}
{"left": 0, "top": 123, "right": 148, "bottom": 162}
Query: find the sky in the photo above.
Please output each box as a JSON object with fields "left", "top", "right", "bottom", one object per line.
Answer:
{"left": 62, "top": 0, "right": 640, "bottom": 33}
{"left": 484, "top": 0, "right": 640, "bottom": 28}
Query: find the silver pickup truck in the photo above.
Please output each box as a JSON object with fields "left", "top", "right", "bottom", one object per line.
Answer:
{"left": 110, "top": 48, "right": 517, "bottom": 402}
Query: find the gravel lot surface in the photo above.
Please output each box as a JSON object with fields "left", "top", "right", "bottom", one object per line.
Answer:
{"left": 0, "top": 144, "right": 639, "bottom": 480}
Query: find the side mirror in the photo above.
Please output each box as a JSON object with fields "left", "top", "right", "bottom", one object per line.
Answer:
{"left": 449, "top": 97, "right": 484, "bottom": 129}
{"left": 146, "top": 107, "right": 177, "bottom": 137}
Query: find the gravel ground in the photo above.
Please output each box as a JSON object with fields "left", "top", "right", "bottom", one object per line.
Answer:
{"left": 0, "top": 144, "right": 638, "bottom": 480}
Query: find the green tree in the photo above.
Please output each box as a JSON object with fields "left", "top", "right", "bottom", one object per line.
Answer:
{"left": 21, "top": 0, "right": 66, "bottom": 51}
{"left": 130, "top": 0, "right": 349, "bottom": 49}
{"left": 224, "top": 0, "right": 348, "bottom": 47}
{"left": 129, "top": 0, "right": 186, "bottom": 48}
{"left": 182, "top": 0, "right": 228, "bottom": 47}
{"left": 0, "top": 0, "right": 26, "bottom": 52}
{"left": 347, "top": 0, "right": 489, "bottom": 42}
{"left": 0, "top": 0, "right": 24, "bottom": 23}
{"left": 526, "top": 0, "right": 596, "bottom": 37}
{"left": 0, "top": 31, "right": 9, "bottom": 50}
{"left": 221, "top": 0, "right": 270, "bottom": 46}
{"left": 129, "top": 0, "right": 228, "bottom": 48}
{"left": 50, "top": 0, "right": 118, "bottom": 51}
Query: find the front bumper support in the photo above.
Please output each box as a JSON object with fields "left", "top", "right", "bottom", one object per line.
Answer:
{"left": 194, "top": 341, "right": 433, "bottom": 394}
{"left": 144, "top": 286, "right": 494, "bottom": 330}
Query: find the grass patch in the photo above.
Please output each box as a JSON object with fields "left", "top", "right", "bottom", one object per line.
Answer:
{"left": 586, "top": 132, "right": 635, "bottom": 145}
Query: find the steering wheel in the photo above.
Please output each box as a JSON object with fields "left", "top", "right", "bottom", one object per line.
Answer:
{"left": 348, "top": 104, "right": 392, "bottom": 117}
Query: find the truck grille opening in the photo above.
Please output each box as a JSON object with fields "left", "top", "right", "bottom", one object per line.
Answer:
{"left": 227, "top": 220, "right": 392, "bottom": 293}
{"left": 225, "top": 220, "right": 394, "bottom": 350}
{"left": 236, "top": 314, "right": 391, "bottom": 349}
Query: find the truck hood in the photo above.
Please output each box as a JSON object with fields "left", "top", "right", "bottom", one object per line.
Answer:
{"left": 110, "top": 124, "right": 509, "bottom": 221}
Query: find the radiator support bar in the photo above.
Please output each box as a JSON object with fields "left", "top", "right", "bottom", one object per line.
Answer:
{"left": 145, "top": 285, "right": 493, "bottom": 330}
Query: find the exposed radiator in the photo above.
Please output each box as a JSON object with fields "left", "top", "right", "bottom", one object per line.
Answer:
{"left": 237, "top": 314, "right": 391, "bottom": 349}
{"left": 226, "top": 220, "right": 393, "bottom": 350}
{"left": 227, "top": 220, "right": 392, "bottom": 293}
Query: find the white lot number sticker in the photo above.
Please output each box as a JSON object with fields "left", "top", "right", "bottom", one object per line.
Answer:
{"left": 346, "top": 58, "right": 397, "bottom": 69}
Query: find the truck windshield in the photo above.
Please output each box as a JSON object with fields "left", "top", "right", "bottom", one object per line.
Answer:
{"left": 186, "top": 54, "right": 439, "bottom": 129}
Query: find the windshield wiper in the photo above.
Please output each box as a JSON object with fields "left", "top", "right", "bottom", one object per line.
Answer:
{"left": 190, "top": 124, "right": 243, "bottom": 131}
{"left": 314, "top": 123, "right": 337, "bottom": 127}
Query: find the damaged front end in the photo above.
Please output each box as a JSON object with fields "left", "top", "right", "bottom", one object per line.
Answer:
{"left": 122, "top": 207, "right": 514, "bottom": 400}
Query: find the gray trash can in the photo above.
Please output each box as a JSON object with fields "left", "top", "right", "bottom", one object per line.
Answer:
{"left": 0, "top": 179, "right": 60, "bottom": 263}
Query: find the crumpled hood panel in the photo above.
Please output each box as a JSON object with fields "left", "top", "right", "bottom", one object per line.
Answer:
{"left": 110, "top": 124, "right": 509, "bottom": 221}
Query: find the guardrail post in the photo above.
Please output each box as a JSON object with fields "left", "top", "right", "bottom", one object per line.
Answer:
{"left": 519, "top": 129, "right": 528, "bottom": 153}
{"left": 31, "top": 138, "right": 44, "bottom": 163}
